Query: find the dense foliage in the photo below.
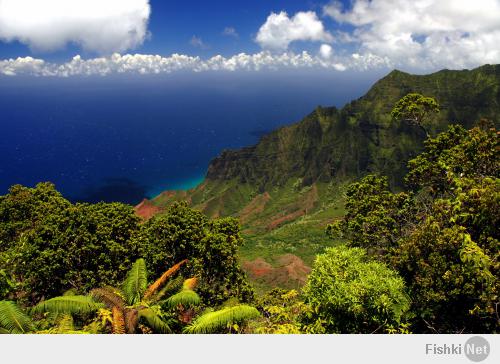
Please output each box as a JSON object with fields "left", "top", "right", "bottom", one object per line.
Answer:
{"left": 391, "top": 93, "right": 440, "bottom": 137}
{"left": 252, "top": 288, "right": 324, "bottom": 334}
{"left": 329, "top": 123, "right": 499, "bottom": 333}
{"left": 135, "top": 202, "right": 254, "bottom": 305}
{"left": 0, "top": 184, "right": 142, "bottom": 302}
{"left": 303, "top": 246, "right": 410, "bottom": 333}
{"left": 0, "top": 258, "right": 258, "bottom": 335}
{"left": 31, "top": 258, "right": 198, "bottom": 334}
{"left": 0, "top": 186, "right": 252, "bottom": 307}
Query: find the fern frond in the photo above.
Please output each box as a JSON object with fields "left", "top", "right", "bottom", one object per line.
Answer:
{"left": 163, "top": 290, "right": 200, "bottom": 309}
{"left": 63, "top": 289, "right": 78, "bottom": 296}
{"left": 184, "top": 305, "right": 260, "bottom": 334}
{"left": 138, "top": 308, "right": 171, "bottom": 334}
{"left": 125, "top": 309, "right": 139, "bottom": 334}
{"left": 32, "top": 296, "right": 103, "bottom": 315}
{"left": 0, "top": 300, "right": 34, "bottom": 334}
{"left": 123, "top": 259, "right": 148, "bottom": 305}
{"left": 143, "top": 259, "right": 188, "bottom": 301}
{"left": 90, "top": 287, "right": 125, "bottom": 309}
{"left": 155, "top": 276, "right": 184, "bottom": 301}
{"left": 54, "top": 314, "right": 75, "bottom": 334}
{"left": 112, "top": 307, "right": 126, "bottom": 334}
{"left": 183, "top": 277, "right": 198, "bottom": 290}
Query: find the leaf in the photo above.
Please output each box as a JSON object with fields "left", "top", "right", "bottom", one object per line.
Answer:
{"left": 0, "top": 301, "right": 34, "bottom": 334}
{"left": 90, "top": 287, "right": 126, "bottom": 309}
{"left": 163, "top": 289, "right": 200, "bottom": 309}
{"left": 182, "top": 277, "right": 198, "bottom": 290}
{"left": 54, "top": 314, "right": 75, "bottom": 334}
{"left": 123, "top": 258, "right": 148, "bottom": 305}
{"left": 155, "top": 276, "right": 184, "bottom": 302}
{"left": 125, "top": 309, "right": 139, "bottom": 334}
{"left": 112, "top": 307, "right": 126, "bottom": 334}
{"left": 143, "top": 259, "right": 188, "bottom": 301}
{"left": 138, "top": 308, "right": 171, "bottom": 334}
{"left": 32, "top": 296, "right": 104, "bottom": 315}
{"left": 184, "top": 305, "right": 260, "bottom": 334}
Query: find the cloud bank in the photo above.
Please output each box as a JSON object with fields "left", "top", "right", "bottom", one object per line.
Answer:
{"left": 324, "top": 0, "right": 500, "bottom": 69}
{"left": 0, "top": 0, "right": 151, "bottom": 53}
{"left": 256, "top": 11, "right": 333, "bottom": 50}
{"left": 0, "top": 52, "right": 361, "bottom": 77}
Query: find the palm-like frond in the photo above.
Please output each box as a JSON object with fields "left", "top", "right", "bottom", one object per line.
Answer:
{"left": 0, "top": 300, "right": 34, "bottom": 334}
{"left": 143, "top": 259, "right": 188, "bottom": 301}
{"left": 155, "top": 276, "right": 184, "bottom": 302}
{"left": 90, "top": 287, "right": 125, "bottom": 309}
{"left": 112, "top": 307, "right": 126, "bottom": 334}
{"left": 163, "top": 289, "right": 200, "bottom": 309}
{"left": 123, "top": 258, "right": 148, "bottom": 305}
{"left": 138, "top": 308, "right": 171, "bottom": 334}
{"left": 125, "top": 309, "right": 139, "bottom": 334}
{"left": 184, "top": 305, "right": 260, "bottom": 334}
{"left": 32, "top": 296, "right": 104, "bottom": 315}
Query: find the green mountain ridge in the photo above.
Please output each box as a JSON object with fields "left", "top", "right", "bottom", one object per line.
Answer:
{"left": 138, "top": 64, "right": 500, "bottom": 288}
{"left": 206, "top": 64, "right": 500, "bottom": 188}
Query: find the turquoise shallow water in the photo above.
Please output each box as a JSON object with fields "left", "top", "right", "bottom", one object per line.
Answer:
{"left": 147, "top": 175, "right": 205, "bottom": 199}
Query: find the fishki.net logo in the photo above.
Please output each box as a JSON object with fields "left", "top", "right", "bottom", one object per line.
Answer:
{"left": 426, "top": 336, "right": 491, "bottom": 362}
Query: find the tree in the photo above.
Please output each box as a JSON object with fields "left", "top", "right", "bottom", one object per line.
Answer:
{"left": 327, "top": 175, "right": 415, "bottom": 258}
{"left": 32, "top": 259, "right": 201, "bottom": 334}
{"left": 302, "top": 246, "right": 410, "bottom": 334}
{"left": 0, "top": 183, "right": 70, "bottom": 248}
{"left": 405, "top": 122, "right": 499, "bottom": 193}
{"left": 2, "top": 197, "right": 142, "bottom": 303}
{"left": 327, "top": 123, "right": 499, "bottom": 333}
{"left": 1, "top": 186, "right": 253, "bottom": 308}
{"left": 136, "top": 202, "right": 254, "bottom": 306}
{"left": 391, "top": 93, "right": 440, "bottom": 138}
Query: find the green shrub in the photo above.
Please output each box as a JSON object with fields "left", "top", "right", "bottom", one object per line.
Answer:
{"left": 303, "top": 246, "right": 410, "bottom": 333}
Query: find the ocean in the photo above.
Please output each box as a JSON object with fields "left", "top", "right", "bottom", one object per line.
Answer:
{"left": 0, "top": 70, "right": 381, "bottom": 204}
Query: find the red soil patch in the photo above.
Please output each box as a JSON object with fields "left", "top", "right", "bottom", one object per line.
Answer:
{"left": 275, "top": 254, "right": 312, "bottom": 286}
{"left": 239, "top": 192, "right": 271, "bottom": 224}
{"left": 243, "top": 254, "right": 311, "bottom": 288}
{"left": 266, "top": 210, "right": 305, "bottom": 230}
{"left": 242, "top": 258, "right": 273, "bottom": 278}
{"left": 134, "top": 199, "right": 161, "bottom": 219}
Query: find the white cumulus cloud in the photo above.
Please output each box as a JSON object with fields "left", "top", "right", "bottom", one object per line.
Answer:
{"left": 0, "top": 52, "right": 353, "bottom": 77}
{"left": 256, "top": 11, "right": 333, "bottom": 51}
{"left": 319, "top": 44, "right": 333, "bottom": 59}
{"left": 0, "top": 0, "right": 151, "bottom": 53}
{"left": 324, "top": 0, "right": 500, "bottom": 70}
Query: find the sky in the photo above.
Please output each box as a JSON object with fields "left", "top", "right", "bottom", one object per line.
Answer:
{"left": 1, "top": 0, "right": 500, "bottom": 76}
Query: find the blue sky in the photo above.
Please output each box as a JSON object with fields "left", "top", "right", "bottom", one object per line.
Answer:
{"left": 0, "top": 0, "right": 500, "bottom": 75}
{"left": 0, "top": 0, "right": 350, "bottom": 60}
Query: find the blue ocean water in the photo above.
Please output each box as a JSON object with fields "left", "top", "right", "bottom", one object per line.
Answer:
{"left": 0, "top": 70, "right": 381, "bottom": 204}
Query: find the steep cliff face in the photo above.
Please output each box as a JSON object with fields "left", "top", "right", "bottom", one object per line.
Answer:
{"left": 205, "top": 65, "right": 500, "bottom": 189}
